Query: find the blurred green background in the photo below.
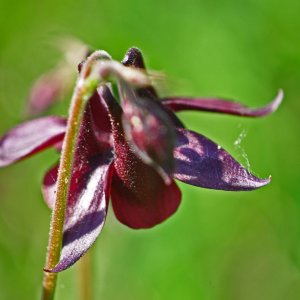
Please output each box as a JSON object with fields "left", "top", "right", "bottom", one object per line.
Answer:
{"left": 1, "top": 0, "right": 300, "bottom": 299}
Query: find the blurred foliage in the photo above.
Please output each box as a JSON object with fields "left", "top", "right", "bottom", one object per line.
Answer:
{"left": 1, "top": 0, "right": 300, "bottom": 299}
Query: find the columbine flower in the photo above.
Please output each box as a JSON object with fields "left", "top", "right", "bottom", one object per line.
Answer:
{"left": 26, "top": 38, "right": 89, "bottom": 116}
{"left": 0, "top": 48, "right": 283, "bottom": 272}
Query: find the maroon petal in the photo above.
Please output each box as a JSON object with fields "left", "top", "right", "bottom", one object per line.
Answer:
{"left": 118, "top": 80, "right": 176, "bottom": 182}
{"left": 174, "top": 128, "right": 270, "bottom": 191}
{"left": 46, "top": 95, "right": 114, "bottom": 272}
{"left": 111, "top": 170, "right": 181, "bottom": 229}
{"left": 89, "top": 91, "right": 112, "bottom": 147}
{"left": 42, "top": 92, "right": 112, "bottom": 210}
{"left": 163, "top": 90, "right": 283, "bottom": 117}
{"left": 99, "top": 85, "right": 182, "bottom": 229}
{"left": 0, "top": 116, "right": 66, "bottom": 167}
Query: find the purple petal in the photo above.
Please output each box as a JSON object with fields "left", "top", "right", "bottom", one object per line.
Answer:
{"left": 0, "top": 116, "right": 66, "bottom": 167}
{"left": 45, "top": 96, "right": 114, "bottom": 272}
{"left": 48, "top": 156, "right": 114, "bottom": 273}
{"left": 118, "top": 80, "right": 176, "bottom": 182}
{"left": 174, "top": 128, "right": 270, "bottom": 191}
{"left": 163, "top": 90, "right": 283, "bottom": 117}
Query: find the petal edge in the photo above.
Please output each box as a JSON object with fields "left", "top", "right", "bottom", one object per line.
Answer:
{"left": 163, "top": 90, "right": 283, "bottom": 117}
{"left": 174, "top": 128, "right": 271, "bottom": 191}
{"left": 0, "top": 116, "right": 66, "bottom": 167}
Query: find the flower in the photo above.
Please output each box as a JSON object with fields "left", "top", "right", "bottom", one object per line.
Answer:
{"left": 0, "top": 48, "right": 283, "bottom": 272}
{"left": 26, "top": 38, "right": 89, "bottom": 116}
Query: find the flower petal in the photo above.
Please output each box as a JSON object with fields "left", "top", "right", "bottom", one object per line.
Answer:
{"left": 48, "top": 156, "right": 114, "bottom": 272}
{"left": 98, "top": 84, "right": 182, "bottom": 228}
{"left": 173, "top": 128, "right": 270, "bottom": 191}
{"left": 45, "top": 96, "right": 114, "bottom": 272}
{"left": 89, "top": 91, "right": 112, "bottom": 146}
{"left": 0, "top": 116, "right": 66, "bottom": 167}
{"left": 111, "top": 171, "right": 181, "bottom": 229}
{"left": 163, "top": 90, "right": 283, "bottom": 117}
{"left": 42, "top": 92, "right": 113, "bottom": 211}
{"left": 118, "top": 80, "right": 176, "bottom": 183}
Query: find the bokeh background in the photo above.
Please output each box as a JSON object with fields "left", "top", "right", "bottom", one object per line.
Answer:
{"left": 1, "top": 0, "right": 300, "bottom": 299}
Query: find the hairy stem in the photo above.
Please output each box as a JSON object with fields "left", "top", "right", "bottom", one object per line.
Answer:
{"left": 40, "top": 50, "right": 149, "bottom": 300}
{"left": 41, "top": 52, "right": 104, "bottom": 300}
{"left": 41, "top": 83, "right": 87, "bottom": 299}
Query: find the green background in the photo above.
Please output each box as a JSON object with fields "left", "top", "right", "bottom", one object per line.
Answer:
{"left": 1, "top": 0, "right": 300, "bottom": 299}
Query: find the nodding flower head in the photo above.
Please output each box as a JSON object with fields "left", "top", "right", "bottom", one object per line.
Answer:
{"left": 0, "top": 47, "right": 283, "bottom": 272}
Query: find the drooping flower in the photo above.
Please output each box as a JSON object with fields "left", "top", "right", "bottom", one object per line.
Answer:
{"left": 26, "top": 38, "right": 89, "bottom": 116}
{"left": 0, "top": 47, "right": 283, "bottom": 272}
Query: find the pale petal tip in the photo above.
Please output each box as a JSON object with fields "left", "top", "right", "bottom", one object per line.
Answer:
{"left": 256, "top": 175, "right": 271, "bottom": 188}
{"left": 270, "top": 89, "right": 284, "bottom": 113}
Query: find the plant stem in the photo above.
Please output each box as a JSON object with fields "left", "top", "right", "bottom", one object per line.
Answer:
{"left": 41, "top": 52, "right": 103, "bottom": 300}
{"left": 41, "top": 82, "right": 88, "bottom": 300}
{"left": 40, "top": 50, "right": 149, "bottom": 300}
{"left": 79, "top": 250, "right": 92, "bottom": 300}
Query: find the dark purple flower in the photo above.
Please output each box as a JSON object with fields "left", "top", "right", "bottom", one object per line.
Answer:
{"left": 0, "top": 48, "right": 283, "bottom": 272}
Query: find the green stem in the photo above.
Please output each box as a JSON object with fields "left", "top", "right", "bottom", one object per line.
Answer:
{"left": 79, "top": 250, "right": 92, "bottom": 300}
{"left": 41, "top": 82, "right": 87, "bottom": 300}
{"left": 41, "top": 52, "right": 104, "bottom": 300}
{"left": 40, "top": 50, "right": 149, "bottom": 300}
